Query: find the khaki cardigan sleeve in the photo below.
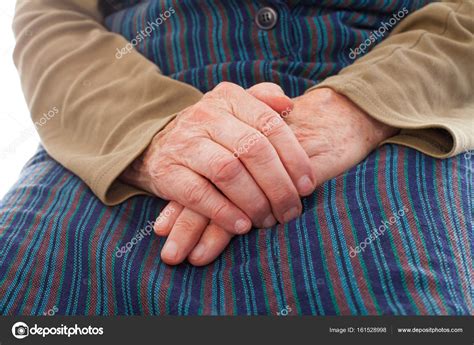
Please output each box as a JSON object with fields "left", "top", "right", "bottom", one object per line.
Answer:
{"left": 12, "top": 0, "right": 203, "bottom": 205}
{"left": 307, "top": 0, "right": 474, "bottom": 158}
{"left": 14, "top": 1, "right": 473, "bottom": 207}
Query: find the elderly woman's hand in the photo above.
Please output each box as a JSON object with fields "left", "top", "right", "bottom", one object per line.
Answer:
{"left": 121, "top": 82, "right": 316, "bottom": 243}
{"left": 287, "top": 88, "right": 399, "bottom": 184}
{"left": 155, "top": 88, "right": 399, "bottom": 266}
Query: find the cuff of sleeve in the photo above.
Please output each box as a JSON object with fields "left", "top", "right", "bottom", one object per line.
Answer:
{"left": 306, "top": 77, "right": 467, "bottom": 159}
{"left": 90, "top": 114, "right": 178, "bottom": 206}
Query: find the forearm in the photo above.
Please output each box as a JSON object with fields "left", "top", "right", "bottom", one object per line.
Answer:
{"left": 13, "top": 0, "right": 203, "bottom": 205}
{"left": 307, "top": 0, "right": 474, "bottom": 158}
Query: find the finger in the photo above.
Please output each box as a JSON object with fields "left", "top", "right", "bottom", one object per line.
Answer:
{"left": 154, "top": 201, "right": 184, "bottom": 236}
{"left": 157, "top": 166, "right": 252, "bottom": 235}
{"left": 181, "top": 139, "right": 276, "bottom": 228}
{"left": 247, "top": 83, "right": 293, "bottom": 115}
{"left": 187, "top": 222, "right": 233, "bottom": 266}
{"left": 214, "top": 83, "right": 316, "bottom": 198}
{"left": 161, "top": 208, "right": 210, "bottom": 265}
{"left": 205, "top": 110, "right": 302, "bottom": 224}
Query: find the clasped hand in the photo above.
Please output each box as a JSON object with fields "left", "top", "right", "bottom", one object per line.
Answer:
{"left": 121, "top": 82, "right": 397, "bottom": 266}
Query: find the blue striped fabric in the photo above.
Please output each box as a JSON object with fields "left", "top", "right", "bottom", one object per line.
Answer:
{"left": 0, "top": 145, "right": 472, "bottom": 315}
{"left": 104, "top": 0, "right": 434, "bottom": 97}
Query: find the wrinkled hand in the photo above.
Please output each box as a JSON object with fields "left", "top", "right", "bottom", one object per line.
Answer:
{"left": 155, "top": 88, "right": 399, "bottom": 266}
{"left": 285, "top": 88, "right": 399, "bottom": 183}
{"left": 121, "top": 82, "right": 316, "bottom": 261}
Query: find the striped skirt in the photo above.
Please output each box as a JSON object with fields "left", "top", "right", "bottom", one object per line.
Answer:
{"left": 0, "top": 144, "right": 472, "bottom": 315}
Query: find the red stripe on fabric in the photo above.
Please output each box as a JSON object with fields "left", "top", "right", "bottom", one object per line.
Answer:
{"left": 157, "top": 263, "right": 173, "bottom": 314}
{"left": 174, "top": 0, "right": 189, "bottom": 71}
{"left": 163, "top": 1, "right": 177, "bottom": 74}
{"left": 451, "top": 159, "right": 473, "bottom": 311}
{"left": 214, "top": 1, "right": 230, "bottom": 62}
{"left": 316, "top": 192, "right": 349, "bottom": 313}
{"left": 200, "top": 1, "right": 218, "bottom": 65}
{"left": 221, "top": 246, "right": 236, "bottom": 315}
{"left": 270, "top": 62, "right": 283, "bottom": 89}
{"left": 9, "top": 173, "right": 70, "bottom": 314}
{"left": 88, "top": 203, "right": 115, "bottom": 314}
{"left": 252, "top": 61, "right": 263, "bottom": 85}
{"left": 277, "top": 223, "right": 298, "bottom": 313}
{"left": 40, "top": 184, "right": 84, "bottom": 315}
{"left": 221, "top": 62, "right": 230, "bottom": 82}
{"left": 434, "top": 158, "right": 471, "bottom": 306}
{"left": 451, "top": 159, "right": 470, "bottom": 256}
{"left": 321, "top": 14, "right": 334, "bottom": 77}
{"left": 378, "top": 150, "right": 427, "bottom": 314}
{"left": 398, "top": 149, "right": 448, "bottom": 314}
{"left": 298, "top": 12, "right": 320, "bottom": 80}
{"left": 201, "top": 262, "right": 214, "bottom": 315}
{"left": 107, "top": 204, "right": 137, "bottom": 314}
{"left": 335, "top": 176, "right": 378, "bottom": 314}
{"left": 257, "top": 229, "right": 277, "bottom": 314}
{"left": 139, "top": 236, "right": 162, "bottom": 315}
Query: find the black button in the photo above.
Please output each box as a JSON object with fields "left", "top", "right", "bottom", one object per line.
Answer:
{"left": 255, "top": 7, "right": 278, "bottom": 30}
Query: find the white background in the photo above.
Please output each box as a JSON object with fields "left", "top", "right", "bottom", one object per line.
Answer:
{"left": 0, "top": 0, "right": 40, "bottom": 199}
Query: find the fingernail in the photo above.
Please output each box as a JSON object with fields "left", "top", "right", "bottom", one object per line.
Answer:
{"left": 190, "top": 243, "right": 206, "bottom": 261}
{"left": 154, "top": 223, "right": 165, "bottom": 235}
{"left": 297, "top": 175, "right": 314, "bottom": 195}
{"left": 283, "top": 207, "right": 300, "bottom": 223}
{"left": 162, "top": 240, "right": 178, "bottom": 260}
{"left": 155, "top": 212, "right": 169, "bottom": 228}
{"left": 234, "top": 219, "right": 251, "bottom": 234}
{"left": 263, "top": 214, "right": 277, "bottom": 228}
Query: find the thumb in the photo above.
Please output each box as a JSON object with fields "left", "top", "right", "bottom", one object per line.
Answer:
{"left": 247, "top": 83, "right": 293, "bottom": 115}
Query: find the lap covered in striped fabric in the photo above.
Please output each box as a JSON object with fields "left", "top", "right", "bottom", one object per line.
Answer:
{"left": 0, "top": 144, "right": 472, "bottom": 315}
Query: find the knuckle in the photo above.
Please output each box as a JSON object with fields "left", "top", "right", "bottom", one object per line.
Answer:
{"left": 213, "top": 81, "right": 240, "bottom": 94}
{"left": 183, "top": 182, "right": 208, "bottom": 205}
{"left": 317, "top": 88, "right": 339, "bottom": 104}
{"left": 256, "top": 109, "right": 276, "bottom": 125}
{"left": 258, "top": 112, "right": 285, "bottom": 136}
{"left": 270, "top": 187, "right": 298, "bottom": 208}
{"left": 242, "top": 136, "right": 275, "bottom": 164}
{"left": 190, "top": 101, "right": 208, "bottom": 115}
{"left": 148, "top": 160, "right": 170, "bottom": 181}
{"left": 210, "top": 155, "right": 244, "bottom": 184}
{"left": 188, "top": 102, "right": 214, "bottom": 123}
{"left": 250, "top": 198, "right": 270, "bottom": 218}
{"left": 190, "top": 101, "right": 223, "bottom": 125}
{"left": 174, "top": 217, "right": 201, "bottom": 233}
{"left": 247, "top": 82, "right": 268, "bottom": 95}
{"left": 209, "top": 202, "right": 228, "bottom": 221}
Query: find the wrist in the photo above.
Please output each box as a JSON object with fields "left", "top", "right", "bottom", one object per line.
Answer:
{"left": 365, "top": 114, "right": 400, "bottom": 148}
{"left": 120, "top": 116, "right": 179, "bottom": 195}
{"left": 120, "top": 150, "right": 155, "bottom": 194}
{"left": 120, "top": 131, "right": 165, "bottom": 195}
{"left": 325, "top": 88, "right": 400, "bottom": 149}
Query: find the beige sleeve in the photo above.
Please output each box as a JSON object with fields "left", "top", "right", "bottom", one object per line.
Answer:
{"left": 307, "top": 0, "right": 474, "bottom": 158}
{"left": 12, "top": 0, "right": 203, "bottom": 205}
